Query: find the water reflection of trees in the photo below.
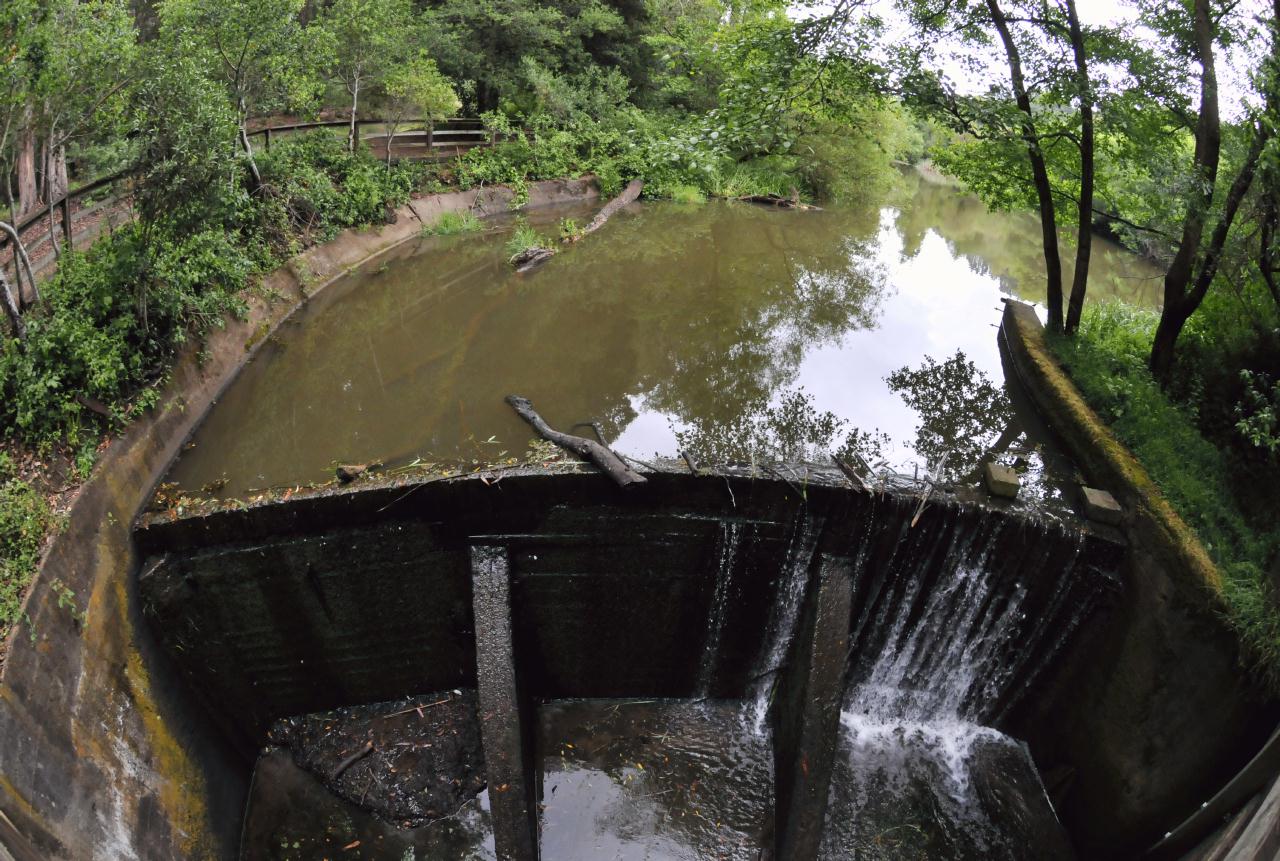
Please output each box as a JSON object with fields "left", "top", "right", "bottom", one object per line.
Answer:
{"left": 889, "top": 173, "right": 1162, "bottom": 307}
{"left": 885, "top": 351, "right": 1015, "bottom": 482}
{"left": 671, "top": 350, "right": 1016, "bottom": 487}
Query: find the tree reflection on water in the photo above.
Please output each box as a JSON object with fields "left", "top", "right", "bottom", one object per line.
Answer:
{"left": 671, "top": 349, "right": 1016, "bottom": 486}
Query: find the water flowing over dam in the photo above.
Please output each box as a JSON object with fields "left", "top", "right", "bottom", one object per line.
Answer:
{"left": 134, "top": 459, "right": 1121, "bottom": 859}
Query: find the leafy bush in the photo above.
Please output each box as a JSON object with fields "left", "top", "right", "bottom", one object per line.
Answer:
{"left": 257, "top": 132, "right": 423, "bottom": 242}
{"left": 1, "top": 131, "right": 430, "bottom": 449}
{"left": 1053, "top": 302, "right": 1280, "bottom": 687}
{"left": 0, "top": 454, "right": 54, "bottom": 641}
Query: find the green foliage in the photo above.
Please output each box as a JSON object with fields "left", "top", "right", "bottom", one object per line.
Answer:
{"left": 1053, "top": 302, "right": 1280, "bottom": 686}
{"left": 257, "top": 132, "right": 421, "bottom": 241}
{"left": 385, "top": 56, "right": 461, "bottom": 124}
{"left": 669, "top": 184, "right": 705, "bottom": 204}
{"left": 1236, "top": 371, "right": 1280, "bottom": 459}
{"left": 1, "top": 131, "right": 423, "bottom": 448}
{"left": 159, "top": 0, "right": 323, "bottom": 122}
{"left": 423, "top": 210, "right": 483, "bottom": 236}
{"left": 505, "top": 222, "right": 549, "bottom": 258}
{"left": 0, "top": 455, "right": 54, "bottom": 641}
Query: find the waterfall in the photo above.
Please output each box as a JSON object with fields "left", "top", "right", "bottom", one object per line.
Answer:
{"left": 820, "top": 512, "right": 1089, "bottom": 859}
{"left": 695, "top": 522, "right": 742, "bottom": 697}
{"left": 748, "top": 513, "right": 822, "bottom": 730}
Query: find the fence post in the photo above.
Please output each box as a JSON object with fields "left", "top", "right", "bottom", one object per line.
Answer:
{"left": 264, "top": 127, "right": 271, "bottom": 152}
{"left": 427, "top": 121, "right": 434, "bottom": 151}
{"left": 60, "top": 195, "right": 72, "bottom": 250}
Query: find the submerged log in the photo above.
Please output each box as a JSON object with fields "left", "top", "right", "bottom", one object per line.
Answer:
{"left": 568, "top": 178, "right": 644, "bottom": 242}
{"left": 510, "top": 246, "right": 556, "bottom": 273}
{"left": 511, "top": 179, "right": 644, "bottom": 273}
{"left": 505, "top": 395, "right": 647, "bottom": 487}
{"left": 736, "top": 191, "right": 821, "bottom": 211}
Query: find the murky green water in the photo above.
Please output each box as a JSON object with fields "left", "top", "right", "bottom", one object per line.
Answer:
{"left": 167, "top": 171, "right": 1160, "bottom": 498}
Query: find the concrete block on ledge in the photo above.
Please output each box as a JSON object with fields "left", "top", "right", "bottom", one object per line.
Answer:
{"left": 983, "top": 462, "right": 1021, "bottom": 499}
{"left": 1082, "top": 486, "right": 1123, "bottom": 525}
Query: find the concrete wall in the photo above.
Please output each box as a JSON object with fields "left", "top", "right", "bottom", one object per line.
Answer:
{"left": 999, "top": 301, "right": 1280, "bottom": 858}
{"left": 0, "top": 179, "right": 600, "bottom": 861}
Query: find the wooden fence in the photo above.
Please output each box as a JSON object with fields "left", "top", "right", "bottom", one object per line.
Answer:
{"left": 1, "top": 117, "right": 494, "bottom": 281}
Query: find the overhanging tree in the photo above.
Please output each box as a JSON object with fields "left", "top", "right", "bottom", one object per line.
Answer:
{"left": 314, "top": 0, "right": 415, "bottom": 153}
{"left": 159, "top": 0, "right": 321, "bottom": 189}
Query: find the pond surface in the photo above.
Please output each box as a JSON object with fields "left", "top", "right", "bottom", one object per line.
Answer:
{"left": 167, "top": 170, "right": 1160, "bottom": 500}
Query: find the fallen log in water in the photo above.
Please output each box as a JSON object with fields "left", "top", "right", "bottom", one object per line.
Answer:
{"left": 505, "top": 395, "right": 647, "bottom": 487}
{"left": 736, "top": 191, "right": 821, "bottom": 211}
{"left": 567, "top": 178, "right": 644, "bottom": 242}
{"left": 510, "top": 179, "right": 644, "bottom": 273}
{"left": 510, "top": 246, "right": 556, "bottom": 273}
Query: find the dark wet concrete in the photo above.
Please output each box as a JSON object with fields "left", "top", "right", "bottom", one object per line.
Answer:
{"left": 241, "top": 749, "right": 495, "bottom": 860}
{"left": 536, "top": 699, "right": 774, "bottom": 860}
{"left": 266, "top": 691, "right": 485, "bottom": 827}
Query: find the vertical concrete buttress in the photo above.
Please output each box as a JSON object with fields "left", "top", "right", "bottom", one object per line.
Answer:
{"left": 775, "top": 553, "right": 853, "bottom": 860}
{"left": 469, "top": 544, "right": 539, "bottom": 861}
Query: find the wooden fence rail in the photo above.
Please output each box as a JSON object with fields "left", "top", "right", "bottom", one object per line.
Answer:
{"left": 1, "top": 117, "right": 493, "bottom": 281}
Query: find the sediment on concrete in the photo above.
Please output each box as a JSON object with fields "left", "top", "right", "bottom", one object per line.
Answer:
{"left": 998, "top": 300, "right": 1280, "bottom": 859}
{"left": 0, "top": 178, "right": 600, "bottom": 861}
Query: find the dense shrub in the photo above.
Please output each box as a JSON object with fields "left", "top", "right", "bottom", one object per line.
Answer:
{"left": 0, "top": 454, "right": 54, "bottom": 641}
{"left": 0, "top": 133, "right": 429, "bottom": 448}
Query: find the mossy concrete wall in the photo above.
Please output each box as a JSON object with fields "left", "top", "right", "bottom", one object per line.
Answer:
{"left": 999, "top": 300, "right": 1280, "bottom": 858}
{"left": 0, "top": 178, "right": 599, "bottom": 861}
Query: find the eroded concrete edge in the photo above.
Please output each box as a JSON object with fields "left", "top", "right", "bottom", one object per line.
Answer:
{"left": 1000, "top": 301, "right": 1220, "bottom": 596}
{"left": 0, "top": 178, "right": 600, "bottom": 861}
{"left": 999, "top": 300, "right": 1279, "bottom": 857}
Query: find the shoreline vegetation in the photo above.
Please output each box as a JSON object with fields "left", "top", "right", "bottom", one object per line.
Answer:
{"left": 1, "top": 0, "right": 1277, "bottom": 688}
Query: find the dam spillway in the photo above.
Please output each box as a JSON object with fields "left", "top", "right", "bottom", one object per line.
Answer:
{"left": 134, "top": 460, "right": 1122, "bottom": 859}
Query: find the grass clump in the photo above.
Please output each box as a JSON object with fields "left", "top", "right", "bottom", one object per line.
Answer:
{"left": 670, "top": 184, "right": 706, "bottom": 204}
{"left": 422, "top": 210, "right": 483, "bottom": 236}
{"left": 1052, "top": 301, "right": 1280, "bottom": 688}
{"left": 0, "top": 454, "right": 55, "bottom": 644}
{"left": 505, "top": 222, "right": 550, "bottom": 258}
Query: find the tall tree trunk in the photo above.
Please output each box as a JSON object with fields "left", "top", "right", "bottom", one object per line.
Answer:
{"left": 1063, "top": 0, "right": 1094, "bottom": 335}
{"left": 0, "top": 267, "right": 24, "bottom": 341}
{"left": 16, "top": 118, "right": 38, "bottom": 219}
{"left": 51, "top": 145, "right": 69, "bottom": 202}
{"left": 44, "top": 131, "right": 60, "bottom": 261}
{"left": 348, "top": 79, "right": 360, "bottom": 153}
{"left": 987, "top": 0, "right": 1065, "bottom": 331}
{"left": 238, "top": 103, "right": 262, "bottom": 192}
{"left": 1149, "top": 0, "right": 1220, "bottom": 383}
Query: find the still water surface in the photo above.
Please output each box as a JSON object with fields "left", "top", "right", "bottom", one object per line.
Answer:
{"left": 168, "top": 171, "right": 1160, "bottom": 498}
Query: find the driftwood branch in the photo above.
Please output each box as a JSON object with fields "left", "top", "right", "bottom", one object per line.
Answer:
{"left": 736, "top": 190, "right": 821, "bottom": 211}
{"left": 506, "top": 395, "right": 647, "bottom": 487}
{"left": 511, "top": 179, "right": 644, "bottom": 273}
{"left": 568, "top": 179, "right": 644, "bottom": 242}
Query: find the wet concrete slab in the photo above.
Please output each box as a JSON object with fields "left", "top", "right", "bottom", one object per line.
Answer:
{"left": 241, "top": 748, "right": 495, "bottom": 860}
{"left": 266, "top": 690, "right": 485, "bottom": 827}
{"left": 536, "top": 699, "right": 774, "bottom": 860}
